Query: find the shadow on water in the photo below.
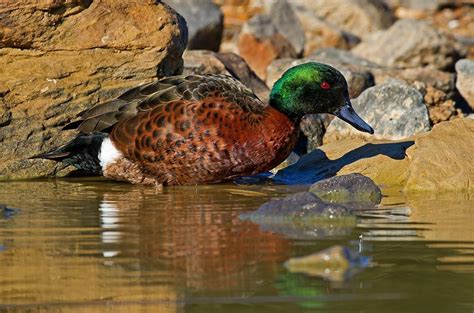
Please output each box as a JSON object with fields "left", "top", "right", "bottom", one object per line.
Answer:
{"left": 273, "top": 141, "right": 415, "bottom": 185}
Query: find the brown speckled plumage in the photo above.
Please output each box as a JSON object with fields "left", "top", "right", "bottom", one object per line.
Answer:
{"left": 41, "top": 62, "right": 374, "bottom": 185}
{"left": 70, "top": 74, "right": 298, "bottom": 185}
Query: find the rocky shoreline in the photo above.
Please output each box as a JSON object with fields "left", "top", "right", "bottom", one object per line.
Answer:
{"left": 0, "top": 0, "right": 473, "bottom": 191}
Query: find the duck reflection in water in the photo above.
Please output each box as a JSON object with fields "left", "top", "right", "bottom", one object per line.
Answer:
{"left": 97, "top": 186, "right": 291, "bottom": 292}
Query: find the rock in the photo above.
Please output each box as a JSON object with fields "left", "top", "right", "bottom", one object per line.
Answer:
{"left": 290, "top": 0, "right": 395, "bottom": 39}
{"left": 273, "top": 139, "right": 414, "bottom": 186}
{"left": 292, "top": 11, "right": 360, "bottom": 56}
{"left": 310, "top": 173, "right": 382, "bottom": 208}
{"left": 0, "top": 0, "right": 187, "bottom": 180}
{"left": 182, "top": 50, "right": 270, "bottom": 103}
{"left": 183, "top": 50, "right": 228, "bottom": 75}
{"left": 241, "top": 192, "right": 356, "bottom": 239}
{"left": 404, "top": 118, "right": 474, "bottom": 191}
{"left": 299, "top": 114, "right": 331, "bottom": 151}
{"left": 237, "top": 14, "right": 298, "bottom": 80}
{"left": 267, "top": 56, "right": 374, "bottom": 98}
{"left": 275, "top": 118, "right": 474, "bottom": 191}
{"left": 268, "top": 0, "right": 305, "bottom": 57}
{"left": 372, "top": 67, "right": 456, "bottom": 94}
{"left": 412, "top": 82, "right": 462, "bottom": 124}
{"left": 0, "top": 1, "right": 91, "bottom": 49}
{"left": 324, "top": 81, "right": 431, "bottom": 142}
{"left": 455, "top": 59, "right": 474, "bottom": 110}
{"left": 284, "top": 245, "right": 369, "bottom": 282}
{"left": 164, "top": 0, "right": 223, "bottom": 52}
{"left": 352, "top": 19, "right": 466, "bottom": 70}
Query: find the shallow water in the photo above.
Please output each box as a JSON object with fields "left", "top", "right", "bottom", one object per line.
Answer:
{"left": 0, "top": 179, "right": 473, "bottom": 313}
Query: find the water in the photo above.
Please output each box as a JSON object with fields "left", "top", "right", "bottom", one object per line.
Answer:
{"left": 0, "top": 179, "right": 473, "bottom": 313}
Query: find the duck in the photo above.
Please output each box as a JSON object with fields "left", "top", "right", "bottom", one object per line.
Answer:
{"left": 34, "top": 62, "right": 374, "bottom": 186}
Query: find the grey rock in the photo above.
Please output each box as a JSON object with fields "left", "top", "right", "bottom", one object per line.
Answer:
{"left": 290, "top": 0, "right": 395, "bottom": 39}
{"left": 241, "top": 192, "right": 356, "bottom": 239}
{"left": 310, "top": 173, "right": 382, "bottom": 209}
{"left": 244, "top": 14, "right": 279, "bottom": 39}
{"left": 324, "top": 81, "right": 431, "bottom": 142}
{"left": 292, "top": 10, "right": 360, "bottom": 56}
{"left": 455, "top": 59, "right": 474, "bottom": 110}
{"left": 312, "top": 48, "right": 382, "bottom": 69}
{"left": 352, "top": 19, "right": 467, "bottom": 70}
{"left": 164, "top": 0, "right": 223, "bottom": 52}
{"left": 269, "top": 0, "right": 305, "bottom": 56}
{"left": 248, "top": 192, "right": 351, "bottom": 219}
{"left": 299, "top": 114, "right": 334, "bottom": 151}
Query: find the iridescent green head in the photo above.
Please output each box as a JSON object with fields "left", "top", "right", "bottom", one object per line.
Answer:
{"left": 270, "top": 62, "right": 373, "bottom": 134}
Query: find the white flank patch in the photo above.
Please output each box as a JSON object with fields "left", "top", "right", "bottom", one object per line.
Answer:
{"left": 99, "top": 137, "right": 122, "bottom": 169}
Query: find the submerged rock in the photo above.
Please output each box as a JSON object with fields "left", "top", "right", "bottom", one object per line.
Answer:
{"left": 1, "top": 204, "right": 18, "bottom": 219}
{"left": 352, "top": 19, "right": 466, "bottom": 70}
{"left": 455, "top": 59, "right": 474, "bottom": 110}
{"left": 164, "top": 0, "right": 223, "bottom": 51}
{"left": 324, "top": 81, "right": 431, "bottom": 142}
{"left": 275, "top": 118, "right": 474, "bottom": 191}
{"left": 284, "top": 245, "right": 370, "bottom": 282}
{"left": 310, "top": 174, "right": 382, "bottom": 208}
{"left": 0, "top": 0, "right": 187, "bottom": 180}
{"left": 241, "top": 192, "right": 356, "bottom": 239}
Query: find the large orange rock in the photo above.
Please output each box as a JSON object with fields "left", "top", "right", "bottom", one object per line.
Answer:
{"left": 0, "top": 0, "right": 187, "bottom": 180}
{"left": 276, "top": 118, "right": 474, "bottom": 192}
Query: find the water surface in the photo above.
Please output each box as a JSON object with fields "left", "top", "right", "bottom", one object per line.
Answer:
{"left": 0, "top": 179, "right": 473, "bottom": 312}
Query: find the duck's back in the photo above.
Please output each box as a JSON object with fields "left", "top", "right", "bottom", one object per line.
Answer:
{"left": 70, "top": 74, "right": 298, "bottom": 185}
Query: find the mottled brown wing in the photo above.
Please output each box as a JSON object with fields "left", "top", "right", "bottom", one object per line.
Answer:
{"left": 66, "top": 74, "right": 264, "bottom": 133}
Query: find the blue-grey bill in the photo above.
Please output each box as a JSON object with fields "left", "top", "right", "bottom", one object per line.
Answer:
{"left": 336, "top": 103, "right": 374, "bottom": 134}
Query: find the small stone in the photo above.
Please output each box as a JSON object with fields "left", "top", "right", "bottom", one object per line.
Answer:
{"left": 413, "top": 82, "right": 462, "bottom": 124}
{"left": 324, "top": 81, "right": 431, "bottom": 142}
{"left": 164, "top": 0, "right": 224, "bottom": 51}
{"left": 455, "top": 59, "right": 474, "bottom": 110}
{"left": 352, "top": 19, "right": 467, "bottom": 70}
{"left": 309, "top": 173, "right": 382, "bottom": 208}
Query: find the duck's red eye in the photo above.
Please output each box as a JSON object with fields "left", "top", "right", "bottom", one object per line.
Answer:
{"left": 320, "top": 81, "right": 331, "bottom": 90}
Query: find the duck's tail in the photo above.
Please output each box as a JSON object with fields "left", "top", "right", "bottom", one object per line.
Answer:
{"left": 31, "top": 132, "right": 108, "bottom": 175}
